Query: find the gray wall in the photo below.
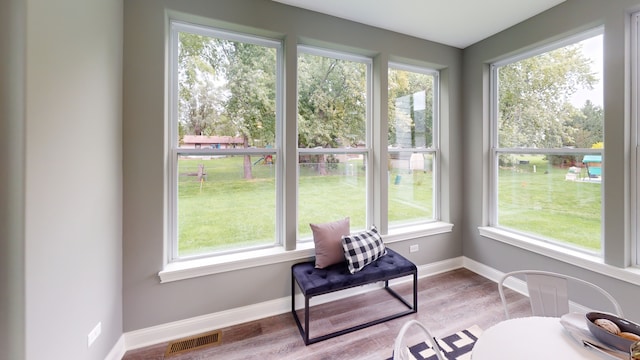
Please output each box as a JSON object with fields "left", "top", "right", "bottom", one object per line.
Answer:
{"left": 5, "top": 0, "right": 640, "bottom": 356}
{"left": 123, "top": 0, "right": 463, "bottom": 331}
{"left": 1, "top": 0, "right": 124, "bottom": 359}
{"left": 462, "top": 0, "right": 640, "bottom": 322}
{"left": 1, "top": 0, "right": 26, "bottom": 359}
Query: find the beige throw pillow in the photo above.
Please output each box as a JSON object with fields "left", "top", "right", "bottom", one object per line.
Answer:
{"left": 310, "top": 217, "right": 350, "bottom": 268}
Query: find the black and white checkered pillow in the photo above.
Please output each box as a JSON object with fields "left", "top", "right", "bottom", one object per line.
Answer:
{"left": 341, "top": 226, "right": 387, "bottom": 274}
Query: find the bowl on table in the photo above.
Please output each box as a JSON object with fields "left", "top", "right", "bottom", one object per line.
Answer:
{"left": 586, "top": 312, "right": 640, "bottom": 353}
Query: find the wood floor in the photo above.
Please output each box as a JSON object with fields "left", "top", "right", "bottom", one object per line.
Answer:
{"left": 122, "top": 268, "right": 531, "bottom": 360}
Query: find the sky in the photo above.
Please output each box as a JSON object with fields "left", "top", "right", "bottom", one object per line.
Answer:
{"left": 570, "top": 34, "right": 603, "bottom": 108}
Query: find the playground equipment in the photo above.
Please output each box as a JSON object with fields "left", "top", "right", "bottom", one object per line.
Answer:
{"left": 582, "top": 155, "right": 602, "bottom": 179}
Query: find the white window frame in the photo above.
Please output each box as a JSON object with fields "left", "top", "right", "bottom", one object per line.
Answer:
{"left": 487, "top": 27, "right": 604, "bottom": 254}
{"left": 159, "top": 25, "right": 453, "bottom": 283}
{"left": 632, "top": 12, "right": 640, "bottom": 266}
{"left": 167, "top": 20, "right": 284, "bottom": 263}
{"left": 387, "top": 62, "right": 441, "bottom": 226}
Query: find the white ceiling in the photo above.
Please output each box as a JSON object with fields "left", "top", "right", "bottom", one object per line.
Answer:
{"left": 272, "top": 0, "right": 566, "bottom": 49}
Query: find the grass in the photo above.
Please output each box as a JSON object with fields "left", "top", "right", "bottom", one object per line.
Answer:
{"left": 178, "top": 164, "right": 276, "bottom": 256}
{"left": 497, "top": 155, "right": 601, "bottom": 251}
{"left": 176, "top": 154, "right": 601, "bottom": 256}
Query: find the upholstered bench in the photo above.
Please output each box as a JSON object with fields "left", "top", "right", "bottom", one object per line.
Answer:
{"left": 291, "top": 248, "right": 417, "bottom": 345}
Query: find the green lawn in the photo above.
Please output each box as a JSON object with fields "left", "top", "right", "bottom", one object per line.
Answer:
{"left": 176, "top": 154, "right": 601, "bottom": 256}
{"left": 178, "top": 158, "right": 276, "bottom": 255}
{"left": 497, "top": 155, "right": 601, "bottom": 251}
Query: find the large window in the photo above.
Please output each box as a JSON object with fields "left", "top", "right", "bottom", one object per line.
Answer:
{"left": 490, "top": 29, "right": 604, "bottom": 253}
{"left": 167, "top": 21, "right": 446, "bottom": 266}
{"left": 296, "top": 47, "right": 371, "bottom": 239}
{"left": 169, "top": 22, "right": 282, "bottom": 260}
{"left": 388, "top": 64, "right": 439, "bottom": 228}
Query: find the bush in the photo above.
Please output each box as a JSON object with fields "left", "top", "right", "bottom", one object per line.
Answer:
{"left": 545, "top": 155, "right": 576, "bottom": 167}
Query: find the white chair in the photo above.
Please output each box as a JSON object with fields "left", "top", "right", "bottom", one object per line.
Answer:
{"left": 393, "top": 320, "right": 446, "bottom": 360}
{"left": 498, "top": 270, "right": 624, "bottom": 319}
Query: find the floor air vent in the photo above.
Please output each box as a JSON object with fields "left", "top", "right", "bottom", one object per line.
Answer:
{"left": 165, "top": 330, "right": 222, "bottom": 357}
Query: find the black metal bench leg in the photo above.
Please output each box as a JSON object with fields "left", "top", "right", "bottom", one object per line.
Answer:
{"left": 413, "top": 271, "right": 418, "bottom": 311}
{"left": 295, "top": 271, "right": 417, "bottom": 345}
{"left": 291, "top": 272, "right": 295, "bottom": 314}
{"left": 304, "top": 296, "right": 310, "bottom": 345}
{"left": 291, "top": 251, "right": 417, "bottom": 345}
{"left": 292, "top": 275, "right": 311, "bottom": 345}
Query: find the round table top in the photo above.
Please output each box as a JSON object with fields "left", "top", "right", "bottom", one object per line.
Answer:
{"left": 471, "top": 316, "right": 606, "bottom": 359}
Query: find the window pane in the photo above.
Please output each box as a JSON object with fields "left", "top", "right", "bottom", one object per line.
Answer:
{"left": 388, "top": 69, "right": 434, "bottom": 149}
{"left": 177, "top": 31, "right": 277, "bottom": 149}
{"left": 494, "top": 33, "right": 603, "bottom": 252}
{"left": 497, "top": 36, "right": 603, "bottom": 149}
{"left": 496, "top": 154, "right": 601, "bottom": 251}
{"left": 388, "top": 66, "right": 436, "bottom": 226}
{"left": 177, "top": 155, "right": 276, "bottom": 257}
{"left": 297, "top": 153, "right": 367, "bottom": 240}
{"left": 297, "top": 49, "right": 369, "bottom": 239}
{"left": 388, "top": 151, "right": 434, "bottom": 225}
{"left": 173, "top": 25, "right": 279, "bottom": 259}
{"left": 297, "top": 52, "right": 367, "bottom": 149}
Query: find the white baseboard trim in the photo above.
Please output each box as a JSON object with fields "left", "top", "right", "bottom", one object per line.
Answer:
{"left": 108, "top": 257, "right": 602, "bottom": 359}
{"left": 105, "top": 335, "right": 126, "bottom": 360}
{"left": 463, "top": 257, "right": 591, "bottom": 314}
{"left": 110, "top": 256, "right": 467, "bottom": 357}
{"left": 462, "top": 256, "right": 507, "bottom": 284}
{"left": 123, "top": 296, "right": 288, "bottom": 351}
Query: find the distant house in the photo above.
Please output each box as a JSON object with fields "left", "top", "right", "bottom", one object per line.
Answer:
{"left": 181, "top": 135, "right": 245, "bottom": 149}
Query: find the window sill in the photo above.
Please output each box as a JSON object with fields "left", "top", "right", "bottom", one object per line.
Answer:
{"left": 385, "top": 221, "right": 454, "bottom": 243}
{"left": 159, "top": 221, "right": 454, "bottom": 283}
{"left": 478, "top": 226, "right": 640, "bottom": 286}
{"left": 159, "top": 244, "right": 315, "bottom": 283}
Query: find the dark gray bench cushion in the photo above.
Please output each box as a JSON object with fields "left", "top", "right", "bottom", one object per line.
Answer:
{"left": 292, "top": 248, "right": 416, "bottom": 297}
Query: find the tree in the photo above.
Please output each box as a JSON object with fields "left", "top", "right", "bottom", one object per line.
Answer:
{"left": 222, "top": 42, "right": 277, "bottom": 179}
{"left": 498, "top": 44, "right": 598, "bottom": 149}
{"left": 570, "top": 100, "right": 603, "bottom": 148}
{"left": 297, "top": 53, "right": 367, "bottom": 174}
{"left": 388, "top": 69, "right": 434, "bottom": 148}
{"left": 178, "top": 32, "right": 277, "bottom": 179}
{"left": 178, "top": 33, "right": 225, "bottom": 137}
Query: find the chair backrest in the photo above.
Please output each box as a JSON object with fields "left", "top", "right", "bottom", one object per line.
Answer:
{"left": 498, "top": 270, "right": 624, "bottom": 319}
{"left": 393, "top": 320, "right": 446, "bottom": 360}
{"left": 525, "top": 273, "right": 572, "bottom": 317}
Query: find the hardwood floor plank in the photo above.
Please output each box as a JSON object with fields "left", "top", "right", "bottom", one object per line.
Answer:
{"left": 122, "top": 269, "right": 531, "bottom": 359}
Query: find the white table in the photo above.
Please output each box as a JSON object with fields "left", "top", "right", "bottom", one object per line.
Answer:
{"left": 472, "top": 316, "right": 620, "bottom": 359}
